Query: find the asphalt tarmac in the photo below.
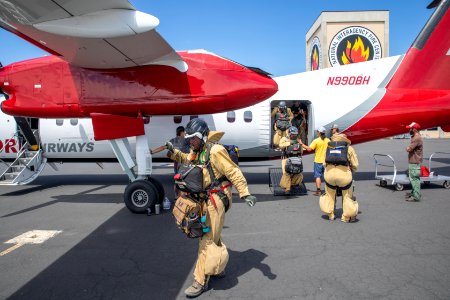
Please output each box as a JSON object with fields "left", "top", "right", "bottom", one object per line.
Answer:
{"left": 0, "top": 139, "right": 449, "bottom": 300}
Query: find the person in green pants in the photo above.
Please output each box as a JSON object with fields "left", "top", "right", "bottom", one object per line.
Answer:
{"left": 405, "top": 122, "right": 423, "bottom": 202}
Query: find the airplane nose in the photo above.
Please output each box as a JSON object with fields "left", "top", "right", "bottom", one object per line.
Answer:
{"left": 246, "top": 69, "right": 278, "bottom": 101}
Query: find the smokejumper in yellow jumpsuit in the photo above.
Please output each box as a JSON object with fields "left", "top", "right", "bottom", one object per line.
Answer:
{"left": 319, "top": 133, "right": 359, "bottom": 222}
{"left": 166, "top": 118, "right": 257, "bottom": 298}
{"left": 271, "top": 101, "right": 294, "bottom": 148}
{"left": 279, "top": 126, "right": 304, "bottom": 194}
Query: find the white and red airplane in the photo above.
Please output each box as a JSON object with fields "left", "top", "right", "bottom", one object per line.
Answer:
{"left": 1, "top": 1, "right": 449, "bottom": 213}
{"left": 0, "top": 0, "right": 278, "bottom": 212}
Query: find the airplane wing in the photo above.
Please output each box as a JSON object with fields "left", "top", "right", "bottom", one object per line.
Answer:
{"left": 0, "top": 0, "right": 187, "bottom": 71}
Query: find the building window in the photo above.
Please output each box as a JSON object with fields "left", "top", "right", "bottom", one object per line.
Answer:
{"left": 227, "top": 111, "right": 236, "bottom": 123}
{"left": 70, "top": 119, "right": 78, "bottom": 126}
{"left": 56, "top": 119, "right": 64, "bottom": 126}
{"left": 173, "top": 116, "right": 182, "bottom": 124}
{"left": 244, "top": 111, "right": 252, "bottom": 123}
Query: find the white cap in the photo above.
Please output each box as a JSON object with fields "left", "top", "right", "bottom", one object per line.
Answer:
{"left": 332, "top": 124, "right": 339, "bottom": 129}
{"left": 318, "top": 126, "right": 326, "bottom": 133}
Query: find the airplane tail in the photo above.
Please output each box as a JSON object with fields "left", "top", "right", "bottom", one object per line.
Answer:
{"left": 387, "top": 0, "right": 450, "bottom": 90}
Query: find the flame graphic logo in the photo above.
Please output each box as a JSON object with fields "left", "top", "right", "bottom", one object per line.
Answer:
{"left": 328, "top": 26, "right": 382, "bottom": 67}
{"left": 310, "top": 37, "right": 321, "bottom": 71}
{"left": 311, "top": 46, "right": 319, "bottom": 70}
{"left": 341, "top": 36, "right": 370, "bottom": 64}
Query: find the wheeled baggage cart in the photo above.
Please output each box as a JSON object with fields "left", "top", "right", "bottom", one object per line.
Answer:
{"left": 373, "top": 152, "right": 450, "bottom": 191}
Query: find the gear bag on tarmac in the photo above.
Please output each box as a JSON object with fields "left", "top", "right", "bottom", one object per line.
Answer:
{"left": 325, "top": 141, "right": 349, "bottom": 166}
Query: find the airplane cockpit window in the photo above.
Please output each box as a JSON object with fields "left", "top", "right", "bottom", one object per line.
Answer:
{"left": 244, "top": 111, "right": 252, "bottom": 123}
{"left": 227, "top": 111, "right": 236, "bottom": 123}
{"left": 190, "top": 115, "right": 199, "bottom": 120}
{"left": 174, "top": 116, "right": 182, "bottom": 124}
{"left": 70, "top": 119, "right": 78, "bottom": 126}
{"left": 56, "top": 119, "right": 63, "bottom": 126}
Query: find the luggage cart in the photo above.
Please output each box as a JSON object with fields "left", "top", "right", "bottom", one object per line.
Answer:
{"left": 269, "top": 167, "right": 308, "bottom": 196}
{"left": 373, "top": 152, "right": 450, "bottom": 191}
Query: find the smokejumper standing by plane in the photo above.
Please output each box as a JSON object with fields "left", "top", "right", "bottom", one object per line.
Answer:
{"left": 1, "top": 1, "right": 450, "bottom": 214}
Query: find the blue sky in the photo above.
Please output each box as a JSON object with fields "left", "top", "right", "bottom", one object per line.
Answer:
{"left": 1, "top": 1, "right": 434, "bottom": 77}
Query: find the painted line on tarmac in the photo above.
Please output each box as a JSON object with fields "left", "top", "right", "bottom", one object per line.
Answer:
{"left": 0, "top": 230, "right": 62, "bottom": 257}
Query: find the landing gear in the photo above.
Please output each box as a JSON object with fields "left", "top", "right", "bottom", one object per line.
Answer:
{"left": 124, "top": 180, "right": 158, "bottom": 213}
{"left": 108, "top": 127, "right": 166, "bottom": 214}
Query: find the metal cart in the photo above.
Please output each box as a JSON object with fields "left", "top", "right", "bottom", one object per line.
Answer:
{"left": 373, "top": 152, "right": 450, "bottom": 191}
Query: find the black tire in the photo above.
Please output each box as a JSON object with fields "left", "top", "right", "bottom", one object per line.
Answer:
{"left": 380, "top": 180, "right": 387, "bottom": 187}
{"left": 146, "top": 177, "right": 165, "bottom": 204}
{"left": 123, "top": 180, "right": 158, "bottom": 214}
{"left": 444, "top": 181, "right": 450, "bottom": 189}
{"left": 395, "top": 183, "right": 404, "bottom": 191}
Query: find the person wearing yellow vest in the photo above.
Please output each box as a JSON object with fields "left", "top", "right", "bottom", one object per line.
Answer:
{"left": 300, "top": 126, "right": 330, "bottom": 196}
{"left": 166, "top": 118, "right": 256, "bottom": 298}
{"left": 319, "top": 133, "right": 359, "bottom": 222}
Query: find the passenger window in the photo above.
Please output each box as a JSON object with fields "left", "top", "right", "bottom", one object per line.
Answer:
{"left": 190, "top": 115, "right": 199, "bottom": 120}
{"left": 173, "top": 116, "right": 182, "bottom": 124}
{"left": 56, "top": 119, "right": 64, "bottom": 126}
{"left": 244, "top": 111, "right": 252, "bottom": 123}
{"left": 70, "top": 119, "right": 78, "bottom": 126}
{"left": 227, "top": 111, "right": 236, "bottom": 123}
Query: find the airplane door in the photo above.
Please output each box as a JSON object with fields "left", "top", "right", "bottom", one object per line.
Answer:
{"left": 270, "top": 100, "right": 312, "bottom": 147}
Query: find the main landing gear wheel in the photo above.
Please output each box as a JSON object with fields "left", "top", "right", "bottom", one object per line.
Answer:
{"left": 444, "top": 181, "right": 450, "bottom": 189}
{"left": 380, "top": 180, "right": 387, "bottom": 187}
{"left": 146, "top": 176, "right": 165, "bottom": 204}
{"left": 124, "top": 180, "right": 158, "bottom": 213}
{"left": 395, "top": 183, "right": 404, "bottom": 191}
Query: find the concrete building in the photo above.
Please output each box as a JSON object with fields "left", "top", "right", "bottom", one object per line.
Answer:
{"left": 306, "top": 11, "right": 389, "bottom": 71}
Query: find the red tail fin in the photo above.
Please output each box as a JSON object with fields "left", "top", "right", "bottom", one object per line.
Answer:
{"left": 387, "top": 1, "right": 450, "bottom": 90}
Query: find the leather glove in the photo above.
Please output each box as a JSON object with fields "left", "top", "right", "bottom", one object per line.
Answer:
{"left": 165, "top": 141, "right": 174, "bottom": 152}
{"left": 242, "top": 195, "right": 257, "bottom": 207}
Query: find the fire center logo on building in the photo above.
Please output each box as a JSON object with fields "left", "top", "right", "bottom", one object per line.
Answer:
{"left": 310, "top": 36, "right": 322, "bottom": 71}
{"left": 328, "top": 26, "right": 382, "bottom": 67}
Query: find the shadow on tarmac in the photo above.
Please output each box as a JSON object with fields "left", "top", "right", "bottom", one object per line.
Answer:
{"left": 9, "top": 209, "right": 198, "bottom": 299}
{"left": 7, "top": 209, "right": 276, "bottom": 299}
{"left": 210, "top": 248, "right": 277, "bottom": 291}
